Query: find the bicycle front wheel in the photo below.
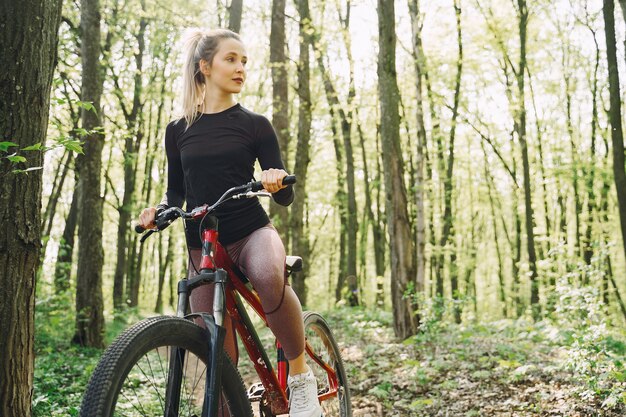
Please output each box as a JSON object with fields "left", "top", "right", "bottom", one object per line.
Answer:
{"left": 79, "top": 316, "right": 252, "bottom": 417}
{"left": 303, "top": 311, "right": 352, "bottom": 417}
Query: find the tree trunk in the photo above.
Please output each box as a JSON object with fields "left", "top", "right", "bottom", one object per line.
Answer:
{"left": 291, "top": 0, "right": 313, "bottom": 305}
{"left": 377, "top": 0, "right": 418, "bottom": 338}
{"left": 374, "top": 126, "right": 387, "bottom": 307}
{"left": 512, "top": 177, "right": 523, "bottom": 318}
{"left": 54, "top": 182, "right": 79, "bottom": 293}
{"left": 482, "top": 142, "right": 507, "bottom": 317}
{"left": 447, "top": 0, "right": 463, "bottom": 323}
{"left": 114, "top": 9, "right": 147, "bottom": 309}
{"left": 313, "top": 36, "right": 359, "bottom": 306}
{"left": 604, "top": 0, "right": 626, "bottom": 267}
{"left": 336, "top": 1, "right": 359, "bottom": 306}
{"left": 331, "top": 113, "right": 348, "bottom": 303}
{"left": 0, "top": 1, "right": 62, "bottom": 412}
{"left": 269, "top": 0, "right": 291, "bottom": 245}
{"left": 41, "top": 150, "right": 72, "bottom": 241}
{"left": 562, "top": 42, "right": 582, "bottom": 259}
{"left": 155, "top": 231, "right": 173, "bottom": 313}
{"left": 584, "top": 29, "right": 601, "bottom": 268}
{"left": 228, "top": 0, "right": 243, "bottom": 33}
{"left": 515, "top": 0, "right": 539, "bottom": 320}
{"left": 356, "top": 117, "right": 386, "bottom": 298}
{"left": 407, "top": 0, "right": 427, "bottom": 295}
{"left": 74, "top": 0, "right": 105, "bottom": 348}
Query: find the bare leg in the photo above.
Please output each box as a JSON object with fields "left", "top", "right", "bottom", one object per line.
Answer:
{"left": 225, "top": 225, "right": 308, "bottom": 369}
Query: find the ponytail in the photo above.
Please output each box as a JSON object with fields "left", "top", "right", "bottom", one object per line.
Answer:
{"left": 180, "top": 28, "right": 241, "bottom": 128}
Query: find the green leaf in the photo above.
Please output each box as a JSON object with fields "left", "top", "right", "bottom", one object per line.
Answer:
{"left": 73, "top": 128, "right": 89, "bottom": 137}
{"left": 7, "top": 154, "right": 27, "bottom": 163}
{"left": 77, "top": 101, "right": 95, "bottom": 113}
{"left": 22, "top": 143, "right": 43, "bottom": 151}
{"left": 0, "top": 141, "right": 19, "bottom": 152}
{"left": 63, "top": 141, "right": 83, "bottom": 154}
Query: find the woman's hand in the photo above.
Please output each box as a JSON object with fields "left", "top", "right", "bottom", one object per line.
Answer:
{"left": 137, "top": 207, "right": 157, "bottom": 230}
{"left": 261, "top": 168, "right": 289, "bottom": 193}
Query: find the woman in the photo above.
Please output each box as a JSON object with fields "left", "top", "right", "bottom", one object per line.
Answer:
{"left": 137, "top": 29, "right": 321, "bottom": 417}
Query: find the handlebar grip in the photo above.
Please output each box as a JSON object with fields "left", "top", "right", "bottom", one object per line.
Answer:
{"left": 135, "top": 224, "right": 146, "bottom": 233}
{"left": 249, "top": 174, "right": 297, "bottom": 192}
{"left": 283, "top": 175, "right": 297, "bottom": 186}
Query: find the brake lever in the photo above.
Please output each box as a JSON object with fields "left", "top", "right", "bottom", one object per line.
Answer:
{"left": 232, "top": 191, "right": 272, "bottom": 199}
{"left": 140, "top": 229, "right": 156, "bottom": 243}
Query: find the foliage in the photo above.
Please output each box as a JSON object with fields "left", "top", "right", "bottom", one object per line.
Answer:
{"left": 33, "top": 289, "right": 96, "bottom": 416}
{"left": 1, "top": 94, "right": 90, "bottom": 175}
{"left": 551, "top": 274, "right": 626, "bottom": 410}
{"left": 32, "top": 285, "right": 147, "bottom": 416}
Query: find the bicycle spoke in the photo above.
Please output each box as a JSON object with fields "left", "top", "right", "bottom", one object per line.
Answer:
{"left": 119, "top": 386, "right": 150, "bottom": 416}
{"left": 136, "top": 351, "right": 166, "bottom": 410}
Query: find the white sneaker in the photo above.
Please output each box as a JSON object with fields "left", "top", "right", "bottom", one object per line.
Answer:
{"left": 288, "top": 367, "right": 323, "bottom": 417}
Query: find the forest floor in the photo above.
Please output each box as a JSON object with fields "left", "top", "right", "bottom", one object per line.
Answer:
{"left": 33, "top": 303, "right": 626, "bottom": 416}
{"left": 313, "top": 308, "right": 626, "bottom": 417}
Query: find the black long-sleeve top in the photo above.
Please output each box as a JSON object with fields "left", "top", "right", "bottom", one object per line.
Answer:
{"left": 158, "top": 104, "right": 293, "bottom": 247}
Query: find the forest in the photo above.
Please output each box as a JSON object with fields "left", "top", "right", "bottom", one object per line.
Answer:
{"left": 1, "top": 0, "right": 626, "bottom": 415}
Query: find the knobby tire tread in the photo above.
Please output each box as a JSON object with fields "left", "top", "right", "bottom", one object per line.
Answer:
{"left": 79, "top": 315, "right": 252, "bottom": 417}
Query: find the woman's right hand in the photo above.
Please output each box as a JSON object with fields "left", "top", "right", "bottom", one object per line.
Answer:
{"left": 137, "top": 207, "right": 157, "bottom": 230}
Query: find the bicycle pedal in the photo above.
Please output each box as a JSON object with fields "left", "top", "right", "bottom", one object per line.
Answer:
{"left": 247, "top": 382, "right": 265, "bottom": 402}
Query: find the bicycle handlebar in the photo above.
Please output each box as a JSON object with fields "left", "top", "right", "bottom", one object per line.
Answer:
{"left": 134, "top": 175, "right": 296, "bottom": 239}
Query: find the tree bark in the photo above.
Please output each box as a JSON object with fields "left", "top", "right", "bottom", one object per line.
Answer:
{"left": 583, "top": 27, "right": 601, "bottom": 268}
{"left": 312, "top": 31, "right": 359, "bottom": 306}
{"left": 113, "top": 7, "right": 147, "bottom": 309}
{"left": 377, "top": 0, "right": 418, "bottom": 338}
{"left": 291, "top": 0, "right": 313, "bottom": 305}
{"left": 356, "top": 116, "right": 386, "bottom": 298}
{"left": 269, "top": 0, "right": 291, "bottom": 244}
{"left": 74, "top": 0, "right": 106, "bottom": 348}
{"left": 604, "top": 0, "right": 626, "bottom": 267}
{"left": 482, "top": 142, "right": 507, "bottom": 317}
{"left": 438, "top": 0, "right": 463, "bottom": 323}
{"left": 515, "top": 0, "right": 540, "bottom": 320}
{"left": 336, "top": 1, "right": 359, "bottom": 306}
{"left": 0, "top": 0, "right": 62, "bottom": 413}
{"left": 54, "top": 182, "right": 79, "bottom": 293}
{"left": 228, "top": 0, "right": 243, "bottom": 33}
{"left": 407, "top": 0, "right": 427, "bottom": 295}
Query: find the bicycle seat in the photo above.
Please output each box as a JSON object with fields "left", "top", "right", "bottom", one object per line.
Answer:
{"left": 286, "top": 256, "right": 302, "bottom": 272}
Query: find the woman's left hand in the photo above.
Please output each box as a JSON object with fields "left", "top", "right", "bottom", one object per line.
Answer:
{"left": 261, "top": 168, "right": 289, "bottom": 193}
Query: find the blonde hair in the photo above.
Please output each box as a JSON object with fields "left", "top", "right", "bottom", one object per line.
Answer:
{"left": 180, "top": 28, "right": 241, "bottom": 128}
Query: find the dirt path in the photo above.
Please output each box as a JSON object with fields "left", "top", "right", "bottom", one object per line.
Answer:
{"left": 235, "top": 308, "right": 624, "bottom": 416}
{"left": 329, "top": 310, "right": 625, "bottom": 417}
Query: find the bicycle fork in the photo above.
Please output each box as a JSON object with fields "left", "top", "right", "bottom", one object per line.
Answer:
{"left": 166, "top": 268, "right": 228, "bottom": 417}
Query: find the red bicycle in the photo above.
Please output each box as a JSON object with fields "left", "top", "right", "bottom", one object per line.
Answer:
{"left": 79, "top": 175, "right": 351, "bottom": 417}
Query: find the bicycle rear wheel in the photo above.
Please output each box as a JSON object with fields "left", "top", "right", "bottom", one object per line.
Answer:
{"left": 303, "top": 312, "right": 352, "bottom": 417}
{"left": 79, "top": 316, "right": 253, "bottom": 417}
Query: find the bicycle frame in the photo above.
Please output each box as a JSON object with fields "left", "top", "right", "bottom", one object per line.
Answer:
{"left": 172, "top": 216, "right": 341, "bottom": 416}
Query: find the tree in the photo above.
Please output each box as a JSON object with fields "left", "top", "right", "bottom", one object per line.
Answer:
{"left": 377, "top": 0, "right": 418, "bottom": 338}
{"left": 604, "top": 0, "right": 626, "bottom": 269}
{"left": 110, "top": 1, "right": 148, "bottom": 309}
{"left": 228, "top": 0, "right": 243, "bottom": 33}
{"left": 0, "top": 0, "right": 62, "bottom": 413}
{"left": 74, "top": 0, "right": 106, "bottom": 348}
{"left": 269, "top": 0, "right": 291, "bottom": 244}
{"left": 407, "top": 0, "right": 427, "bottom": 297}
{"left": 513, "top": 0, "right": 540, "bottom": 320}
{"left": 291, "top": 0, "right": 313, "bottom": 304}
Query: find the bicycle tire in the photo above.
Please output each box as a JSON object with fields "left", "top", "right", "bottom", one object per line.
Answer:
{"left": 302, "top": 311, "right": 352, "bottom": 417}
{"left": 79, "top": 315, "right": 253, "bottom": 417}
